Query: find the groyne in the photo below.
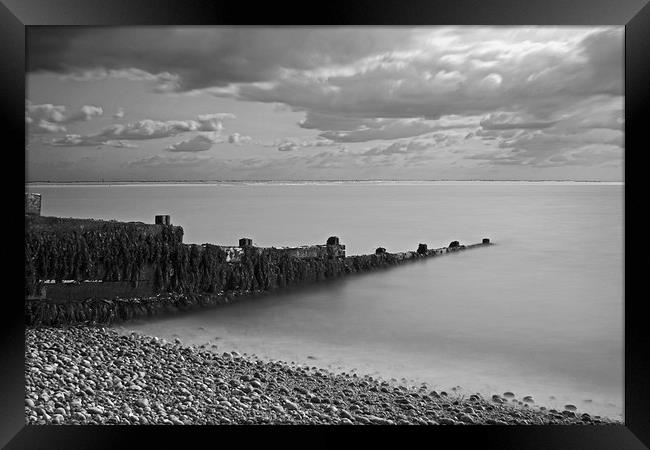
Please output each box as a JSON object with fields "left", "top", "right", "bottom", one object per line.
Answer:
{"left": 25, "top": 212, "right": 492, "bottom": 326}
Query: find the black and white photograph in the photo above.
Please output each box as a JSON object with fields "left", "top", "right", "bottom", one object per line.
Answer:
{"left": 8, "top": 1, "right": 646, "bottom": 440}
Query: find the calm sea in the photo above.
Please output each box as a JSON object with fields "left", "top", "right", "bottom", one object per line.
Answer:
{"left": 26, "top": 181, "right": 624, "bottom": 418}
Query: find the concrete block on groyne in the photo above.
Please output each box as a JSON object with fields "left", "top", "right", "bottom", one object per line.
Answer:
{"left": 239, "top": 238, "right": 253, "bottom": 247}
{"left": 25, "top": 193, "right": 41, "bottom": 216}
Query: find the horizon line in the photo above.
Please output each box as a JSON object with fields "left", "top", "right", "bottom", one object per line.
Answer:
{"left": 25, "top": 179, "right": 624, "bottom": 184}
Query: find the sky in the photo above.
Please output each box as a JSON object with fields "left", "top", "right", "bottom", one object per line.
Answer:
{"left": 25, "top": 26, "right": 624, "bottom": 182}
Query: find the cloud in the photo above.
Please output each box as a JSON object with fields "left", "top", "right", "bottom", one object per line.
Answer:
{"left": 26, "top": 103, "right": 67, "bottom": 123}
{"left": 47, "top": 135, "right": 138, "bottom": 148}
{"left": 466, "top": 126, "right": 622, "bottom": 167}
{"left": 65, "top": 105, "right": 104, "bottom": 122}
{"left": 479, "top": 112, "right": 557, "bottom": 130}
{"left": 28, "top": 27, "right": 422, "bottom": 91}
{"left": 467, "top": 143, "right": 622, "bottom": 168}
{"left": 551, "top": 95, "right": 623, "bottom": 132}
{"left": 29, "top": 28, "right": 621, "bottom": 120}
{"left": 362, "top": 142, "right": 411, "bottom": 156}
{"left": 197, "top": 113, "right": 237, "bottom": 131}
{"left": 233, "top": 28, "right": 622, "bottom": 124}
{"left": 98, "top": 120, "right": 198, "bottom": 139}
{"left": 47, "top": 113, "right": 236, "bottom": 146}
{"left": 103, "top": 140, "right": 139, "bottom": 148}
{"left": 278, "top": 142, "right": 298, "bottom": 152}
{"left": 304, "top": 115, "right": 480, "bottom": 143}
{"left": 198, "top": 113, "right": 237, "bottom": 121}
{"left": 49, "top": 134, "right": 92, "bottom": 146}
{"left": 58, "top": 67, "right": 179, "bottom": 85}
{"left": 31, "top": 119, "right": 67, "bottom": 133}
{"left": 322, "top": 119, "right": 438, "bottom": 142}
{"left": 227, "top": 132, "right": 253, "bottom": 146}
{"left": 128, "top": 153, "right": 215, "bottom": 169}
{"left": 167, "top": 133, "right": 219, "bottom": 152}
{"left": 463, "top": 93, "right": 624, "bottom": 168}
{"left": 25, "top": 101, "right": 104, "bottom": 133}
{"left": 265, "top": 137, "right": 341, "bottom": 152}
{"left": 360, "top": 137, "right": 449, "bottom": 156}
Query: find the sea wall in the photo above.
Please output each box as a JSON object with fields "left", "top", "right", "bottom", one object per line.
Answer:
{"left": 25, "top": 215, "right": 491, "bottom": 326}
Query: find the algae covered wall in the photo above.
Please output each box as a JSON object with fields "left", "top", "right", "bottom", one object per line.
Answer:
{"left": 25, "top": 215, "right": 485, "bottom": 326}
{"left": 25, "top": 216, "right": 184, "bottom": 299}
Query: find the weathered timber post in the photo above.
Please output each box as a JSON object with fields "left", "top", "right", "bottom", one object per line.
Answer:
{"left": 239, "top": 238, "right": 253, "bottom": 247}
{"left": 155, "top": 215, "right": 171, "bottom": 225}
{"left": 417, "top": 243, "right": 428, "bottom": 255}
{"left": 326, "top": 236, "right": 345, "bottom": 259}
{"left": 25, "top": 193, "right": 42, "bottom": 216}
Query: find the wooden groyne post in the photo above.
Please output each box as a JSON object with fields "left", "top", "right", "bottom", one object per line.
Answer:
{"left": 155, "top": 215, "right": 171, "bottom": 225}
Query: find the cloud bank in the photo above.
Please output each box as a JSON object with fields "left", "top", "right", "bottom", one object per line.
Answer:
{"left": 48, "top": 113, "right": 237, "bottom": 147}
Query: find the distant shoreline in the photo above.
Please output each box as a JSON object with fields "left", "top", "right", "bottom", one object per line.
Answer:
{"left": 25, "top": 180, "right": 624, "bottom": 187}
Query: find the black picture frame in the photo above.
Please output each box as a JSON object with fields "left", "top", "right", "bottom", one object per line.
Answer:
{"left": 3, "top": 0, "right": 648, "bottom": 448}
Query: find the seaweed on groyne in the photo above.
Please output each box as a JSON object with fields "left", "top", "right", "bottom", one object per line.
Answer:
{"left": 25, "top": 215, "right": 183, "bottom": 295}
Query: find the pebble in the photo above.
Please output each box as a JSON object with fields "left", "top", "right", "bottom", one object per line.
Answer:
{"left": 458, "top": 414, "right": 475, "bottom": 424}
{"left": 339, "top": 409, "right": 354, "bottom": 420}
{"left": 440, "top": 418, "right": 458, "bottom": 425}
{"left": 284, "top": 400, "right": 299, "bottom": 411}
{"left": 87, "top": 406, "right": 104, "bottom": 415}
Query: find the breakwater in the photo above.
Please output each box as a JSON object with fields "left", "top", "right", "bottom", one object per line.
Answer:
{"left": 25, "top": 214, "right": 492, "bottom": 326}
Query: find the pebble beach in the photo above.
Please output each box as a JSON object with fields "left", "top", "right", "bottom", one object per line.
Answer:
{"left": 24, "top": 326, "right": 621, "bottom": 426}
